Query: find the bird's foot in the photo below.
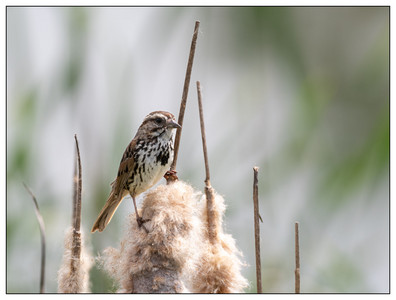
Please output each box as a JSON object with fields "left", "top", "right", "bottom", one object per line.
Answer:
{"left": 164, "top": 170, "right": 178, "bottom": 183}
{"left": 137, "top": 216, "right": 150, "bottom": 226}
{"left": 136, "top": 216, "right": 150, "bottom": 233}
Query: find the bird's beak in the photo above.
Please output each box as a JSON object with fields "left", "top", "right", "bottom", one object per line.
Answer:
{"left": 166, "top": 119, "right": 181, "bottom": 129}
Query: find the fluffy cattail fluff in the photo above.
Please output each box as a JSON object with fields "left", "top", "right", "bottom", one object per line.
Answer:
{"left": 102, "top": 181, "right": 248, "bottom": 293}
{"left": 57, "top": 227, "right": 93, "bottom": 293}
{"left": 187, "top": 188, "right": 249, "bottom": 293}
{"left": 102, "top": 180, "right": 203, "bottom": 293}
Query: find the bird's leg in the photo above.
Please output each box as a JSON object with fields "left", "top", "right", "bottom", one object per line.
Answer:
{"left": 131, "top": 195, "right": 149, "bottom": 233}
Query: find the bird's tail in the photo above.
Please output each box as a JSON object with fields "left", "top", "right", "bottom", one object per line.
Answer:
{"left": 91, "top": 190, "right": 124, "bottom": 233}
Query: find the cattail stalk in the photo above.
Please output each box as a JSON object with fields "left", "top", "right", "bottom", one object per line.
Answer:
{"left": 196, "top": 81, "right": 210, "bottom": 185}
{"left": 23, "top": 183, "right": 46, "bottom": 293}
{"left": 187, "top": 81, "right": 248, "bottom": 293}
{"left": 72, "top": 134, "right": 82, "bottom": 268}
{"left": 169, "top": 21, "right": 200, "bottom": 175}
{"left": 196, "top": 81, "right": 217, "bottom": 243}
{"left": 253, "top": 167, "right": 262, "bottom": 293}
{"left": 57, "top": 135, "right": 92, "bottom": 293}
{"left": 295, "top": 221, "right": 300, "bottom": 293}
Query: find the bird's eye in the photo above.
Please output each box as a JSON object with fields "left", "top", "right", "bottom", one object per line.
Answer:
{"left": 154, "top": 117, "right": 163, "bottom": 125}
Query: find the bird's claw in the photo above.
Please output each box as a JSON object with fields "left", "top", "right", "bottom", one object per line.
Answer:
{"left": 137, "top": 217, "right": 150, "bottom": 226}
{"left": 164, "top": 170, "right": 178, "bottom": 183}
{"left": 137, "top": 217, "right": 150, "bottom": 233}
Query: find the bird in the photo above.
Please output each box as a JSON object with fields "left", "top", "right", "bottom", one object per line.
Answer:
{"left": 91, "top": 111, "right": 181, "bottom": 233}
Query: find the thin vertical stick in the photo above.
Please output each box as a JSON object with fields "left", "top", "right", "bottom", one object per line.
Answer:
{"left": 253, "top": 167, "right": 262, "bottom": 293}
{"left": 295, "top": 222, "right": 300, "bottom": 293}
{"left": 170, "top": 21, "right": 200, "bottom": 173}
{"left": 71, "top": 134, "right": 82, "bottom": 269}
{"left": 197, "top": 81, "right": 216, "bottom": 243}
{"left": 196, "top": 81, "right": 210, "bottom": 185}
{"left": 23, "top": 183, "right": 46, "bottom": 293}
{"left": 73, "top": 134, "right": 82, "bottom": 232}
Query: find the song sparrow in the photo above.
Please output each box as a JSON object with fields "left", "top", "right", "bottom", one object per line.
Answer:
{"left": 91, "top": 111, "right": 181, "bottom": 233}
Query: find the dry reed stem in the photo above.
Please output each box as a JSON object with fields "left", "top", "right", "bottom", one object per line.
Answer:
{"left": 169, "top": 21, "right": 200, "bottom": 176}
{"left": 191, "top": 81, "right": 247, "bottom": 292}
{"left": 57, "top": 135, "right": 93, "bottom": 293}
{"left": 196, "top": 81, "right": 217, "bottom": 243}
{"left": 23, "top": 183, "right": 46, "bottom": 293}
{"left": 73, "top": 134, "right": 82, "bottom": 232}
{"left": 295, "top": 221, "right": 300, "bottom": 293}
{"left": 196, "top": 81, "right": 210, "bottom": 185}
{"left": 253, "top": 167, "right": 262, "bottom": 293}
{"left": 72, "top": 134, "right": 82, "bottom": 267}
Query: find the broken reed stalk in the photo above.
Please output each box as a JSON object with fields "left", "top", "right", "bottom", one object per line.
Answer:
{"left": 57, "top": 135, "right": 93, "bottom": 293}
{"left": 253, "top": 167, "right": 262, "bottom": 293}
{"left": 73, "top": 134, "right": 82, "bottom": 232}
{"left": 71, "top": 134, "right": 82, "bottom": 268}
{"left": 23, "top": 183, "right": 46, "bottom": 293}
{"left": 196, "top": 81, "right": 210, "bottom": 185}
{"left": 196, "top": 81, "right": 216, "bottom": 243}
{"left": 169, "top": 20, "right": 200, "bottom": 175}
{"left": 295, "top": 222, "right": 300, "bottom": 294}
{"left": 197, "top": 81, "right": 210, "bottom": 186}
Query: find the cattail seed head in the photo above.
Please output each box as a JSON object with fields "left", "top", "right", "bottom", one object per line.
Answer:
{"left": 57, "top": 227, "right": 93, "bottom": 293}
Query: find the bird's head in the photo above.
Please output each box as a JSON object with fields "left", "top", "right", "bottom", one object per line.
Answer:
{"left": 138, "top": 111, "right": 181, "bottom": 138}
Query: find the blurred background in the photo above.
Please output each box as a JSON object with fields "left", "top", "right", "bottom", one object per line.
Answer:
{"left": 7, "top": 7, "right": 389, "bottom": 293}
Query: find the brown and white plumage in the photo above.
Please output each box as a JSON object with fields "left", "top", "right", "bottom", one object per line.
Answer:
{"left": 91, "top": 111, "right": 180, "bottom": 233}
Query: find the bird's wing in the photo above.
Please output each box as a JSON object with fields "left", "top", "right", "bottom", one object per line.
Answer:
{"left": 112, "top": 138, "right": 137, "bottom": 196}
